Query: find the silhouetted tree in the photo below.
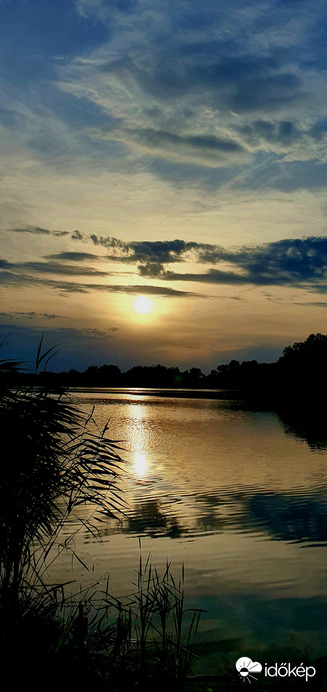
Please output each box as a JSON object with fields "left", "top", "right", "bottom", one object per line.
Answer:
{"left": 278, "top": 332, "right": 327, "bottom": 393}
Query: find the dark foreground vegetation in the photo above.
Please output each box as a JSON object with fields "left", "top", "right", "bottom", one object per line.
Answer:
{"left": 0, "top": 343, "right": 204, "bottom": 691}
{"left": 3, "top": 333, "right": 327, "bottom": 401}
{"left": 1, "top": 336, "right": 327, "bottom": 690}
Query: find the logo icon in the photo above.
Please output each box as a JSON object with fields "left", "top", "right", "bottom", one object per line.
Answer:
{"left": 236, "top": 657, "right": 263, "bottom": 683}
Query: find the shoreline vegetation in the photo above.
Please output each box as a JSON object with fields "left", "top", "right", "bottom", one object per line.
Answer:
{"left": 1, "top": 334, "right": 327, "bottom": 689}
{"left": 0, "top": 342, "right": 205, "bottom": 690}
{"left": 2, "top": 333, "right": 327, "bottom": 403}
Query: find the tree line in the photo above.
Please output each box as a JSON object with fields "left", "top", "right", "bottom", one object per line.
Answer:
{"left": 2, "top": 333, "right": 327, "bottom": 397}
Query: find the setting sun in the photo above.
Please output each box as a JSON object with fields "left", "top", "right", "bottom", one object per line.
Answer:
{"left": 134, "top": 296, "right": 153, "bottom": 314}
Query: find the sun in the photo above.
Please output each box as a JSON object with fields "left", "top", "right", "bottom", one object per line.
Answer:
{"left": 134, "top": 296, "right": 153, "bottom": 314}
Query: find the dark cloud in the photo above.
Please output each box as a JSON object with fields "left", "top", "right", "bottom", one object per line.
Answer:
{"left": 17, "top": 261, "right": 108, "bottom": 276}
{"left": 129, "top": 239, "right": 201, "bottom": 263}
{"left": 106, "top": 234, "right": 327, "bottom": 292}
{"left": 232, "top": 157, "right": 327, "bottom": 193}
{"left": 163, "top": 268, "right": 248, "bottom": 285}
{"left": 82, "top": 234, "right": 327, "bottom": 292}
{"left": 89, "top": 236, "right": 209, "bottom": 264}
{"left": 138, "top": 262, "right": 165, "bottom": 277}
{"left": 10, "top": 226, "right": 51, "bottom": 235}
{"left": 159, "top": 236, "right": 327, "bottom": 290}
{"left": 76, "top": 283, "right": 200, "bottom": 297}
{"left": 0, "top": 324, "right": 117, "bottom": 344}
{"left": 95, "top": 51, "right": 306, "bottom": 170}
{"left": 116, "top": 50, "right": 303, "bottom": 116}
{"left": 10, "top": 226, "right": 69, "bottom": 237}
{"left": 46, "top": 252, "right": 102, "bottom": 261}
{"left": 0, "top": 260, "right": 12, "bottom": 270}
{"left": 226, "top": 237, "right": 327, "bottom": 285}
{"left": 0, "top": 311, "right": 58, "bottom": 320}
{"left": 48, "top": 327, "right": 117, "bottom": 340}
{"left": 309, "top": 118, "right": 327, "bottom": 141}
{"left": 0, "top": 258, "right": 108, "bottom": 276}
{"left": 111, "top": 127, "right": 247, "bottom": 165}
{"left": 148, "top": 156, "right": 240, "bottom": 189}
{"left": 90, "top": 234, "right": 125, "bottom": 250}
{"left": 236, "top": 119, "right": 301, "bottom": 146}
{"left": 34, "top": 230, "right": 327, "bottom": 291}
{"left": 294, "top": 301, "right": 327, "bottom": 308}
{"left": 230, "top": 72, "right": 302, "bottom": 112}
{"left": 71, "top": 230, "right": 86, "bottom": 241}
{"left": 7, "top": 225, "right": 327, "bottom": 293}
{"left": 0, "top": 269, "right": 199, "bottom": 297}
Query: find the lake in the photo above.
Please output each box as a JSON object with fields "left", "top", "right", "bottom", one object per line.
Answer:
{"left": 50, "top": 388, "right": 327, "bottom": 672}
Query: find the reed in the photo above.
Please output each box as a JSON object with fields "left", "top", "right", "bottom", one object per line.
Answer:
{"left": 0, "top": 339, "right": 125, "bottom": 614}
{"left": 0, "top": 341, "right": 202, "bottom": 689}
{"left": 54, "top": 551, "right": 202, "bottom": 691}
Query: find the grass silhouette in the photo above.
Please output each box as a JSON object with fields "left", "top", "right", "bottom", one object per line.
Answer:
{"left": 0, "top": 339, "right": 201, "bottom": 690}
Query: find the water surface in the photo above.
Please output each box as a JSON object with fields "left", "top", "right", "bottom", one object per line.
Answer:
{"left": 50, "top": 389, "right": 327, "bottom": 669}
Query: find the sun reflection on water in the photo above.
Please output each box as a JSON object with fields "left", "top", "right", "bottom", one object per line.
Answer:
{"left": 133, "top": 451, "right": 148, "bottom": 478}
{"left": 125, "top": 403, "right": 151, "bottom": 479}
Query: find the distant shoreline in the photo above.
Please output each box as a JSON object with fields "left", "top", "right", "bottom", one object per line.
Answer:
{"left": 71, "top": 387, "right": 243, "bottom": 400}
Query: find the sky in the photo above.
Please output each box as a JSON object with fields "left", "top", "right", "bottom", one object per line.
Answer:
{"left": 1, "top": 0, "right": 327, "bottom": 372}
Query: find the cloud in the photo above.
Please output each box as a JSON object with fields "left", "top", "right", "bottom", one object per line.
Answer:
{"left": 105, "top": 234, "right": 327, "bottom": 293}
{"left": 0, "top": 324, "right": 117, "bottom": 343}
{"left": 48, "top": 327, "right": 117, "bottom": 339}
{"left": 0, "top": 268, "right": 199, "bottom": 297}
{"left": 0, "top": 258, "right": 109, "bottom": 277}
{"left": 138, "top": 262, "right": 164, "bottom": 277}
{"left": 120, "top": 47, "right": 303, "bottom": 116}
{"left": 229, "top": 72, "right": 302, "bottom": 113}
{"left": 80, "top": 233, "right": 327, "bottom": 291}
{"left": 71, "top": 230, "right": 86, "bottom": 241}
{"left": 1, "top": 0, "right": 326, "bottom": 209}
{"left": 158, "top": 236, "right": 327, "bottom": 290}
{"left": 75, "top": 0, "right": 137, "bottom": 19}
{"left": 294, "top": 301, "right": 327, "bottom": 308}
{"left": 46, "top": 0, "right": 327, "bottom": 200}
{"left": 46, "top": 252, "right": 102, "bottom": 261}
{"left": 10, "top": 226, "right": 69, "bottom": 236}
{"left": 0, "top": 311, "right": 58, "bottom": 320}
{"left": 98, "top": 127, "right": 250, "bottom": 167}
{"left": 163, "top": 269, "right": 248, "bottom": 285}
{"left": 20, "top": 228, "right": 327, "bottom": 293}
{"left": 89, "top": 235, "right": 209, "bottom": 263}
{"left": 234, "top": 118, "right": 305, "bottom": 153}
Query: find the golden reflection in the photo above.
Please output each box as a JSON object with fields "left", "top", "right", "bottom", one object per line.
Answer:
{"left": 133, "top": 451, "right": 148, "bottom": 478}
{"left": 126, "top": 403, "right": 151, "bottom": 478}
{"left": 130, "top": 403, "right": 146, "bottom": 421}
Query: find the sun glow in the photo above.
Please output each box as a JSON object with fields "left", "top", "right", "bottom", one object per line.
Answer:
{"left": 134, "top": 296, "right": 153, "bottom": 314}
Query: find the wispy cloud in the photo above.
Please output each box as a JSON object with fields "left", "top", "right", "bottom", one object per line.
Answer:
{"left": 0, "top": 268, "right": 200, "bottom": 297}
{"left": 294, "top": 301, "right": 327, "bottom": 308}
{"left": 46, "top": 252, "right": 102, "bottom": 261}
{"left": 96, "top": 127, "right": 251, "bottom": 167}
{"left": 0, "top": 311, "right": 58, "bottom": 320}
{"left": 0, "top": 258, "right": 109, "bottom": 277}
{"left": 0, "top": 324, "right": 118, "bottom": 343}
{"left": 10, "top": 226, "right": 69, "bottom": 236}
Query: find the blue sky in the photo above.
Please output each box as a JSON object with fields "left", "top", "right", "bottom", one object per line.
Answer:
{"left": 1, "top": 0, "right": 327, "bottom": 371}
